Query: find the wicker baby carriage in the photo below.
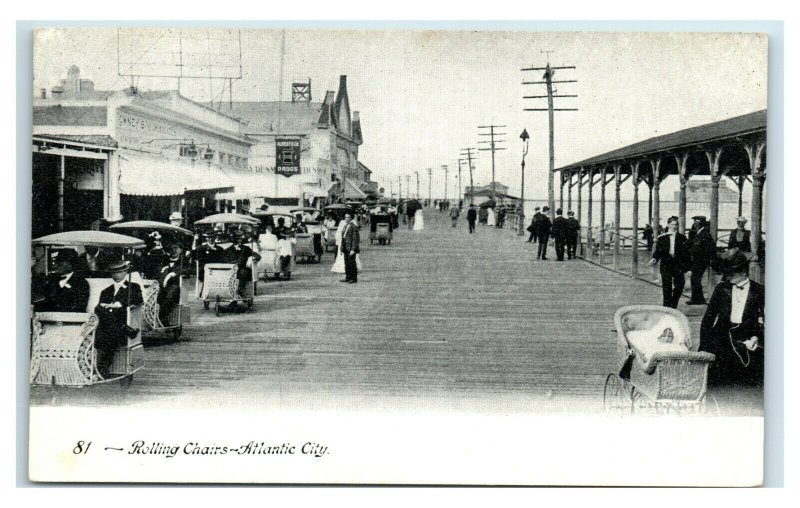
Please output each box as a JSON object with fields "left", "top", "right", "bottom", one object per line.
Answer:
{"left": 603, "top": 305, "right": 716, "bottom": 416}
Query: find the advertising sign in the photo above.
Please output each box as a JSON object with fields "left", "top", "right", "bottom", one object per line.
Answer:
{"left": 275, "top": 139, "right": 301, "bottom": 177}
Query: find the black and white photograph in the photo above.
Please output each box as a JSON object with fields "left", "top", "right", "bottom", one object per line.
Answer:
{"left": 20, "top": 23, "right": 779, "bottom": 486}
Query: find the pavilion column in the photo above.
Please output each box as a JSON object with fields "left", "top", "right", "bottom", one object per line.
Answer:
{"left": 706, "top": 147, "right": 725, "bottom": 243}
{"left": 586, "top": 168, "right": 594, "bottom": 261}
{"left": 631, "top": 161, "right": 641, "bottom": 276}
{"left": 567, "top": 172, "right": 573, "bottom": 212}
{"left": 737, "top": 175, "right": 746, "bottom": 217}
{"left": 599, "top": 166, "right": 607, "bottom": 264}
{"left": 744, "top": 140, "right": 766, "bottom": 283}
{"left": 649, "top": 158, "right": 662, "bottom": 281}
{"left": 577, "top": 168, "right": 583, "bottom": 256}
{"left": 559, "top": 172, "right": 565, "bottom": 211}
{"left": 58, "top": 154, "right": 65, "bottom": 232}
{"left": 650, "top": 158, "right": 662, "bottom": 239}
{"left": 613, "top": 164, "right": 622, "bottom": 271}
{"left": 647, "top": 183, "right": 653, "bottom": 225}
{"left": 675, "top": 152, "right": 690, "bottom": 234}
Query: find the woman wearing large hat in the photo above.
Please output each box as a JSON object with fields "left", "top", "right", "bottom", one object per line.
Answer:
{"left": 700, "top": 252, "right": 764, "bottom": 387}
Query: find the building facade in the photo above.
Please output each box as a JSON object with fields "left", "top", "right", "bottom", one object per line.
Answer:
{"left": 32, "top": 67, "right": 255, "bottom": 235}
{"left": 222, "top": 75, "right": 369, "bottom": 209}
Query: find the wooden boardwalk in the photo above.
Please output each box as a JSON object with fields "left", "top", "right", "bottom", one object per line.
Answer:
{"left": 30, "top": 211, "right": 761, "bottom": 415}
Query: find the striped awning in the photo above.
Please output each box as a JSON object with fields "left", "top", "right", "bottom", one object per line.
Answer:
{"left": 118, "top": 151, "right": 233, "bottom": 196}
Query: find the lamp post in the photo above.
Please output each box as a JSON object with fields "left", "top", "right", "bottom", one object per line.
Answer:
{"left": 519, "top": 128, "right": 530, "bottom": 235}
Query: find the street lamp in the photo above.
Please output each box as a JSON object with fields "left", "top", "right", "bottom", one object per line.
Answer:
{"left": 519, "top": 128, "right": 530, "bottom": 236}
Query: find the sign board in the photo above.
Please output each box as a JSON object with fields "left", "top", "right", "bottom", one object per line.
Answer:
{"left": 275, "top": 139, "right": 301, "bottom": 177}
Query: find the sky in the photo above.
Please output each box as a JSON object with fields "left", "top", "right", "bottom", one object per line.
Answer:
{"left": 32, "top": 28, "right": 768, "bottom": 201}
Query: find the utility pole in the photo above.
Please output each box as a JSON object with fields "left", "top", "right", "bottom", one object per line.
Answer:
{"left": 442, "top": 164, "right": 449, "bottom": 202}
{"left": 522, "top": 54, "right": 578, "bottom": 220}
{"left": 427, "top": 168, "right": 432, "bottom": 205}
{"left": 456, "top": 159, "right": 465, "bottom": 206}
{"left": 406, "top": 175, "right": 411, "bottom": 200}
{"left": 398, "top": 175, "right": 402, "bottom": 199}
{"left": 414, "top": 171, "right": 420, "bottom": 200}
{"left": 478, "top": 125, "right": 507, "bottom": 203}
{"left": 460, "top": 148, "right": 477, "bottom": 205}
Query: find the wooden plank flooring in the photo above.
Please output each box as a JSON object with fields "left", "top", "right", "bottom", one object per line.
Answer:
{"left": 30, "top": 211, "right": 762, "bottom": 415}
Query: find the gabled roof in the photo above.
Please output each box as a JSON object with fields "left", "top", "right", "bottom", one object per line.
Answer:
{"left": 220, "top": 101, "right": 324, "bottom": 134}
{"left": 558, "top": 109, "right": 767, "bottom": 172}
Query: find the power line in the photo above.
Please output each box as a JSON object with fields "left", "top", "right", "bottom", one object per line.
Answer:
{"left": 522, "top": 57, "right": 578, "bottom": 220}
{"left": 460, "top": 148, "right": 477, "bottom": 206}
{"left": 477, "top": 125, "right": 506, "bottom": 203}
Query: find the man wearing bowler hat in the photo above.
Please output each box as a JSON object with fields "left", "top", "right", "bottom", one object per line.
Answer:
{"left": 687, "top": 215, "right": 717, "bottom": 305}
{"left": 38, "top": 249, "right": 90, "bottom": 313}
{"left": 537, "top": 206, "right": 552, "bottom": 260}
{"left": 93, "top": 259, "right": 143, "bottom": 378}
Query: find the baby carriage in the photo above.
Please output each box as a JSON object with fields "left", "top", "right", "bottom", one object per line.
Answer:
{"left": 604, "top": 305, "right": 717, "bottom": 415}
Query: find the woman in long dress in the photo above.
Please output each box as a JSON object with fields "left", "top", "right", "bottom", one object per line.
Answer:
{"left": 331, "top": 220, "right": 345, "bottom": 273}
{"left": 486, "top": 207, "right": 496, "bottom": 226}
{"left": 413, "top": 208, "right": 424, "bottom": 231}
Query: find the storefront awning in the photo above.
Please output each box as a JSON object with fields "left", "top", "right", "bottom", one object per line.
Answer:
{"left": 215, "top": 171, "right": 321, "bottom": 201}
{"left": 118, "top": 152, "right": 233, "bottom": 196}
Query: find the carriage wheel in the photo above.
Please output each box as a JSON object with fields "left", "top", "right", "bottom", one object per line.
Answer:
{"left": 203, "top": 300, "right": 209, "bottom": 310}
{"left": 603, "top": 374, "right": 631, "bottom": 415}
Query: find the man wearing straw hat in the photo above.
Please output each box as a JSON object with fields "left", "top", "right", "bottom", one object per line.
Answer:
{"left": 93, "top": 259, "right": 143, "bottom": 377}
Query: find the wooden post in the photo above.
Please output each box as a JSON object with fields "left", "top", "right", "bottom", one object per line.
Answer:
{"left": 647, "top": 183, "right": 653, "bottom": 226}
{"left": 58, "top": 154, "right": 65, "bottom": 232}
{"left": 577, "top": 167, "right": 583, "bottom": 256}
{"left": 737, "top": 175, "right": 745, "bottom": 217}
{"left": 631, "top": 161, "right": 641, "bottom": 276}
{"left": 650, "top": 158, "right": 662, "bottom": 240}
{"left": 559, "top": 171, "right": 565, "bottom": 211}
{"left": 599, "top": 166, "right": 607, "bottom": 264}
{"left": 567, "top": 172, "right": 573, "bottom": 212}
{"left": 675, "top": 152, "right": 690, "bottom": 234}
{"left": 587, "top": 167, "right": 594, "bottom": 261}
{"left": 613, "top": 164, "right": 621, "bottom": 271}
{"left": 107, "top": 153, "right": 120, "bottom": 220}
{"left": 649, "top": 158, "right": 662, "bottom": 282}
{"left": 706, "top": 147, "right": 725, "bottom": 242}
{"left": 744, "top": 140, "right": 766, "bottom": 283}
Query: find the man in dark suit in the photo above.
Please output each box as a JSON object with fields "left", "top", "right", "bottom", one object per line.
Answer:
{"left": 687, "top": 215, "right": 717, "bottom": 305}
{"left": 340, "top": 212, "right": 360, "bottom": 283}
{"left": 194, "top": 232, "right": 224, "bottom": 284}
{"left": 38, "top": 249, "right": 90, "bottom": 313}
{"left": 649, "top": 216, "right": 690, "bottom": 308}
{"left": 223, "top": 229, "right": 261, "bottom": 295}
{"left": 700, "top": 252, "right": 764, "bottom": 387}
{"left": 527, "top": 207, "right": 541, "bottom": 243}
{"left": 78, "top": 246, "right": 113, "bottom": 277}
{"left": 537, "top": 206, "right": 552, "bottom": 260}
{"left": 466, "top": 204, "right": 477, "bottom": 234}
{"left": 156, "top": 245, "right": 183, "bottom": 324}
{"left": 565, "top": 210, "right": 580, "bottom": 260}
{"left": 93, "top": 259, "right": 143, "bottom": 377}
{"left": 551, "top": 208, "right": 569, "bottom": 261}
